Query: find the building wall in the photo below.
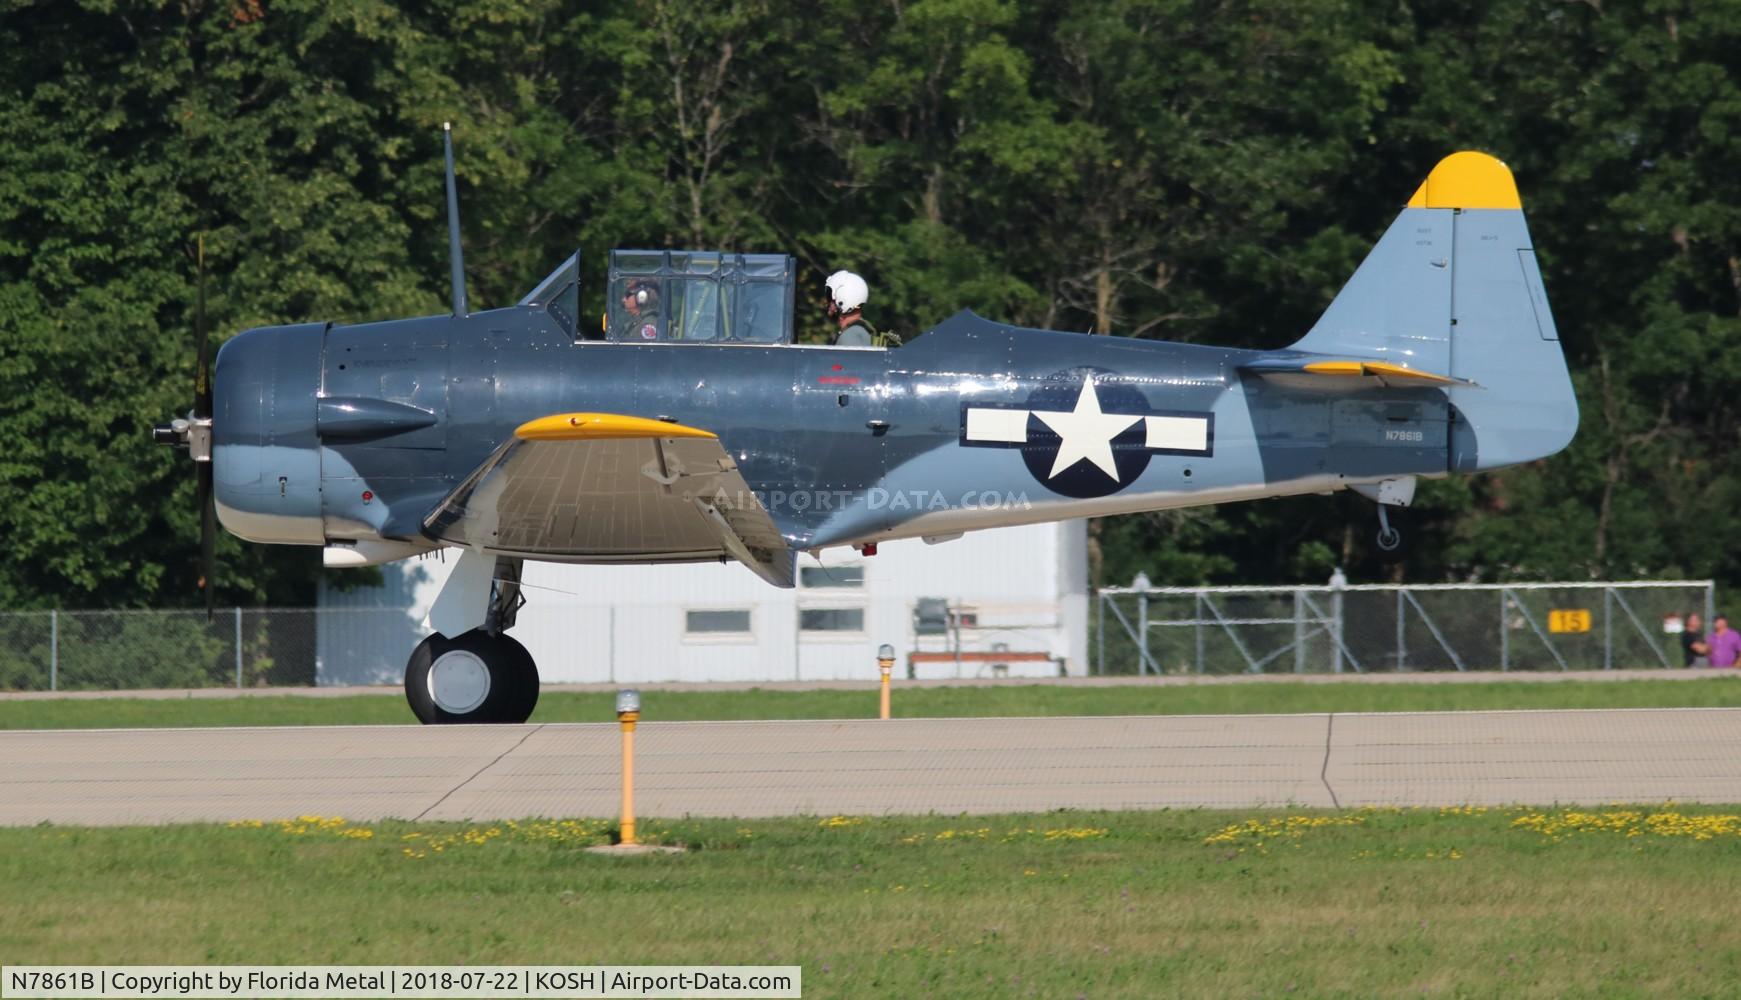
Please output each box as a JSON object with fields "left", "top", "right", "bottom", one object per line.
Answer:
{"left": 317, "top": 520, "right": 1089, "bottom": 686}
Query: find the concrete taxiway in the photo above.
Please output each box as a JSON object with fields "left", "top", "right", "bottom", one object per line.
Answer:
{"left": 4, "top": 708, "right": 1740, "bottom": 826}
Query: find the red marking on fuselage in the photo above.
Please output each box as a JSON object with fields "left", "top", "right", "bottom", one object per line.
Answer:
{"left": 817, "top": 375, "right": 861, "bottom": 386}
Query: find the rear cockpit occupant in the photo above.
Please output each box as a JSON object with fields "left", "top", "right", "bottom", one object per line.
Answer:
{"left": 825, "top": 270, "right": 900, "bottom": 347}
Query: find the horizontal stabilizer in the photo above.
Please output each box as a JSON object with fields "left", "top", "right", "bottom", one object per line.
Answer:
{"left": 1241, "top": 355, "right": 1478, "bottom": 389}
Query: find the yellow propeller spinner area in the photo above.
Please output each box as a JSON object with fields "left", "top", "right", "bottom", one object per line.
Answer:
{"left": 1406, "top": 151, "right": 1522, "bottom": 210}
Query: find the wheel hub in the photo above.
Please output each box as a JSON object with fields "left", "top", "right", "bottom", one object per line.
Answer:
{"left": 427, "top": 649, "right": 491, "bottom": 714}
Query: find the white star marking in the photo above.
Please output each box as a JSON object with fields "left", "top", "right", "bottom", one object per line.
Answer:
{"left": 1033, "top": 378, "right": 1140, "bottom": 480}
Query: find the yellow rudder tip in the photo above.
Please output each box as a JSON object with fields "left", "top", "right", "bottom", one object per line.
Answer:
{"left": 1406, "top": 151, "right": 1522, "bottom": 210}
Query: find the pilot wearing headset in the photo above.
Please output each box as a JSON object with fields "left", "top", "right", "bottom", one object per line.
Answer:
{"left": 613, "top": 278, "right": 664, "bottom": 341}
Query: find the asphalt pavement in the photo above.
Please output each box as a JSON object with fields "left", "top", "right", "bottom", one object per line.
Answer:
{"left": 4, "top": 708, "right": 1740, "bottom": 825}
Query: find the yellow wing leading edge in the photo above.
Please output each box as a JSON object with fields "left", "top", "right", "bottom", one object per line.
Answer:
{"left": 516, "top": 412, "right": 717, "bottom": 441}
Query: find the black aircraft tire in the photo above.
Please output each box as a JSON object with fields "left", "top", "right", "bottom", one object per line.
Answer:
{"left": 404, "top": 630, "right": 537, "bottom": 724}
{"left": 1373, "top": 510, "right": 1409, "bottom": 562}
{"left": 493, "top": 633, "right": 540, "bottom": 724}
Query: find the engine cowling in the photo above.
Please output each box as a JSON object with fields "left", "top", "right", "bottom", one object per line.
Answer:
{"left": 211, "top": 322, "right": 325, "bottom": 545}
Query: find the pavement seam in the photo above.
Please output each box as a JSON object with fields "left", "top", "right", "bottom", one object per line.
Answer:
{"left": 1320, "top": 713, "right": 1341, "bottom": 809}
{"left": 413, "top": 724, "right": 545, "bottom": 821}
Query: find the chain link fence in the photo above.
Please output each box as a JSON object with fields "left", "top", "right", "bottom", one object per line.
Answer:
{"left": 0, "top": 609, "right": 426, "bottom": 692}
{"left": 0, "top": 581, "right": 1720, "bottom": 690}
{"left": 1096, "top": 581, "right": 1716, "bottom": 675}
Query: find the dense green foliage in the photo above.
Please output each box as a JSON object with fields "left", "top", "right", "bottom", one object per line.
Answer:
{"left": 2, "top": 0, "right": 1737, "bottom": 607}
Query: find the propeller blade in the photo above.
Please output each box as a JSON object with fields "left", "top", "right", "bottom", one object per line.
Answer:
{"left": 198, "top": 460, "right": 215, "bottom": 621}
{"left": 193, "top": 235, "right": 212, "bottom": 420}
{"left": 195, "top": 237, "right": 215, "bottom": 620}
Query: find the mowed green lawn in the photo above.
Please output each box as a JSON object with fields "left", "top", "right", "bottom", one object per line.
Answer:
{"left": 4, "top": 676, "right": 1741, "bottom": 729}
{"left": 5, "top": 807, "right": 1741, "bottom": 997}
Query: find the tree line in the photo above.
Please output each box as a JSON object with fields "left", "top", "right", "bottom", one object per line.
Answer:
{"left": 1, "top": 0, "right": 1737, "bottom": 608}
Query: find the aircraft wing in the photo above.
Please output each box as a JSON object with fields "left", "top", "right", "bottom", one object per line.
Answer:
{"left": 1240, "top": 355, "right": 1478, "bottom": 389}
{"left": 423, "top": 412, "right": 794, "bottom": 587}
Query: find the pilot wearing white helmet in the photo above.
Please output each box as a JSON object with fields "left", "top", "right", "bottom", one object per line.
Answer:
{"left": 824, "top": 270, "right": 885, "bottom": 347}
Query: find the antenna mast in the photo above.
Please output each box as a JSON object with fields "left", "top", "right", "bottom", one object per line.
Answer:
{"left": 443, "top": 122, "right": 468, "bottom": 317}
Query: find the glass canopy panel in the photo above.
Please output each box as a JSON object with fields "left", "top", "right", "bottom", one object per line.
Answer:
{"left": 605, "top": 250, "right": 795, "bottom": 344}
{"left": 518, "top": 252, "right": 580, "bottom": 338}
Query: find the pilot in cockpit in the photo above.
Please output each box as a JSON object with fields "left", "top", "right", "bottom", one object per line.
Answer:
{"left": 615, "top": 278, "right": 664, "bottom": 341}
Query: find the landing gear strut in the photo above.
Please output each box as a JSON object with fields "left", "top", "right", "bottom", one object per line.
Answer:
{"left": 1376, "top": 504, "right": 1402, "bottom": 552}
{"left": 404, "top": 556, "right": 540, "bottom": 724}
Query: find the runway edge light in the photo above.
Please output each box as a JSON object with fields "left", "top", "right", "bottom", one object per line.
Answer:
{"left": 616, "top": 689, "right": 640, "bottom": 846}
{"left": 616, "top": 688, "right": 642, "bottom": 716}
{"left": 877, "top": 644, "right": 895, "bottom": 721}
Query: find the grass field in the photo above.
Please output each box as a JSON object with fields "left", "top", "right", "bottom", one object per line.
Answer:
{"left": 4, "top": 675, "right": 1741, "bottom": 729}
{"left": 5, "top": 807, "right": 1741, "bottom": 997}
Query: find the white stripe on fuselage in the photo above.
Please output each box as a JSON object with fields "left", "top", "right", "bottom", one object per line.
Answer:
{"left": 963, "top": 408, "right": 1210, "bottom": 454}
{"left": 1144, "top": 414, "right": 1209, "bottom": 452}
{"left": 964, "top": 407, "right": 1029, "bottom": 444}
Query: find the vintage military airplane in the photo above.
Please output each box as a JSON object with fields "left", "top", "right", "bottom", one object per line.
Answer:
{"left": 155, "top": 131, "right": 1576, "bottom": 724}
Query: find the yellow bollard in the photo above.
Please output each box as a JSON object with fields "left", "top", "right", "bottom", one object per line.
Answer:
{"left": 615, "top": 689, "right": 641, "bottom": 846}
{"left": 877, "top": 643, "right": 895, "bottom": 720}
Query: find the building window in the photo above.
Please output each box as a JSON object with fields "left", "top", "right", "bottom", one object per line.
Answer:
{"left": 800, "top": 607, "right": 865, "bottom": 633}
{"left": 800, "top": 564, "right": 864, "bottom": 588}
{"left": 686, "top": 609, "right": 752, "bottom": 635}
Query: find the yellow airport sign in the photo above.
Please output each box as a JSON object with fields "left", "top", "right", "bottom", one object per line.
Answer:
{"left": 1549, "top": 609, "right": 1592, "bottom": 634}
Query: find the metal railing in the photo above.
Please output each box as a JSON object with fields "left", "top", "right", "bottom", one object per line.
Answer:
{"left": 1095, "top": 581, "right": 1716, "bottom": 675}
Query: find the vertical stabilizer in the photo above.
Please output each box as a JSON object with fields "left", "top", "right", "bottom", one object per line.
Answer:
{"left": 1290, "top": 151, "right": 1577, "bottom": 471}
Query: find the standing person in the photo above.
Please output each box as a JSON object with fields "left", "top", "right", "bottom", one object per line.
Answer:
{"left": 1709, "top": 614, "right": 1741, "bottom": 669}
{"left": 1683, "top": 612, "right": 1712, "bottom": 668}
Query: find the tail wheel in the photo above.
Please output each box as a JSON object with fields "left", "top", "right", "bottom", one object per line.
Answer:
{"left": 404, "top": 630, "right": 540, "bottom": 724}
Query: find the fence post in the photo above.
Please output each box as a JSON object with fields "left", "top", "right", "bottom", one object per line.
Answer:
{"left": 234, "top": 607, "right": 243, "bottom": 688}
{"left": 1499, "top": 590, "right": 1509, "bottom": 672}
{"left": 1137, "top": 589, "right": 1150, "bottom": 677}
{"left": 1293, "top": 590, "right": 1305, "bottom": 674}
{"left": 1194, "top": 592, "right": 1205, "bottom": 674}
{"left": 1707, "top": 583, "right": 1717, "bottom": 650}
{"left": 49, "top": 609, "right": 58, "bottom": 692}
{"left": 1329, "top": 569, "right": 1346, "bottom": 674}
{"left": 1396, "top": 589, "right": 1407, "bottom": 672}
{"left": 1603, "top": 588, "right": 1612, "bottom": 671}
{"left": 1095, "top": 591, "right": 1105, "bottom": 676}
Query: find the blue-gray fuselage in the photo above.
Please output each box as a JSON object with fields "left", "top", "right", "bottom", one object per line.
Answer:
{"left": 212, "top": 307, "right": 1453, "bottom": 559}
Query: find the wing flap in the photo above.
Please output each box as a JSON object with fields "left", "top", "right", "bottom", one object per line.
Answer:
{"left": 424, "top": 412, "right": 793, "bottom": 587}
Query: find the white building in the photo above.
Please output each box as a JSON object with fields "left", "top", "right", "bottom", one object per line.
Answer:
{"left": 316, "top": 521, "right": 1089, "bottom": 686}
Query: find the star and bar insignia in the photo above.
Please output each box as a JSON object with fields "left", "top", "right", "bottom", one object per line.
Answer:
{"left": 960, "top": 371, "right": 1212, "bottom": 498}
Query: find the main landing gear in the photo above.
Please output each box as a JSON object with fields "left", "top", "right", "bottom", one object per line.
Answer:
{"left": 404, "top": 556, "right": 541, "bottom": 724}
